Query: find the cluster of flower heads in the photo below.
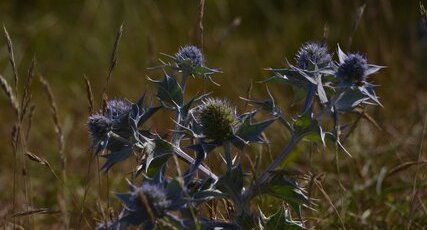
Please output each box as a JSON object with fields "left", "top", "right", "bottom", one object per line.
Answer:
{"left": 88, "top": 99, "right": 132, "bottom": 146}
{"left": 294, "top": 42, "right": 376, "bottom": 86}
{"left": 266, "top": 41, "right": 383, "bottom": 114}
{"left": 87, "top": 42, "right": 384, "bottom": 230}
{"left": 97, "top": 172, "right": 188, "bottom": 230}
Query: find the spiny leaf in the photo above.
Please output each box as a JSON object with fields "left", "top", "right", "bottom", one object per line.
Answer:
{"left": 144, "top": 137, "right": 174, "bottom": 177}
{"left": 192, "top": 189, "right": 229, "bottom": 202}
{"left": 101, "top": 145, "right": 133, "bottom": 171}
{"left": 217, "top": 165, "right": 244, "bottom": 202}
{"left": 334, "top": 87, "right": 370, "bottom": 112}
{"left": 149, "top": 74, "right": 183, "bottom": 108}
{"left": 234, "top": 112, "right": 275, "bottom": 146}
{"left": 263, "top": 207, "right": 304, "bottom": 230}
{"left": 257, "top": 171, "right": 310, "bottom": 216}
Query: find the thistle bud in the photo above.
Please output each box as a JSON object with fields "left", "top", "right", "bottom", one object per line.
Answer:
{"left": 197, "top": 98, "right": 236, "bottom": 143}
{"left": 295, "top": 42, "right": 332, "bottom": 70}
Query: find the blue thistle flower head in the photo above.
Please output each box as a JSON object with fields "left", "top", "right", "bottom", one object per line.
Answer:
{"left": 88, "top": 114, "right": 112, "bottom": 144}
{"left": 337, "top": 53, "right": 368, "bottom": 84}
{"left": 295, "top": 42, "right": 332, "bottom": 70}
{"left": 120, "top": 182, "right": 172, "bottom": 223}
{"left": 106, "top": 99, "right": 132, "bottom": 121}
{"left": 175, "top": 45, "right": 205, "bottom": 70}
{"left": 196, "top": 98, "right": 236, "bottom": 143}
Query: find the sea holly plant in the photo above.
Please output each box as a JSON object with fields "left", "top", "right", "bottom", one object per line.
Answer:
{"left": 151, "top": 45, "right": 221, "bottom": 91}
{"left": 88, "top": 43, "right": 384, "bottom": 229}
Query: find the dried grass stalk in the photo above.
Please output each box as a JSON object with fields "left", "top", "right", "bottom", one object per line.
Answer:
{"left": 25, "top": 105, "right": 35, "bottom": 141}
{"left": 84, "top": 75, "right": 94, "bottom": 114}
{"left": 39, "top": 77, "right": 65, "bottom": 157}
{"left": 198, "top": 0, "right": 205, "bottom": 49}
{"left": 101, "top": 24, "right": 123, "bottom": 100}
{"left": 3, "top": 26, "right": 18, "bottom": 92}
{"left": 0, "top": 74, "right": 19, "bottom": 115}
{"left": 20, "top": 57, "right": 35, "bottom": 121}
{"left": 39, "top": 76, "right": 68, "bottom": 228}
{"left": 12, "top": 208, "right": 58, "bottom": 218}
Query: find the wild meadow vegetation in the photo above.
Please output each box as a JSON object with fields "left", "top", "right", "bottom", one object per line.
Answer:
{"left": 0, "top": 1, "right": 427, "bottom": 229}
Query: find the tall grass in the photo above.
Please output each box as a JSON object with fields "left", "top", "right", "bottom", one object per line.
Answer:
{"left": 0, "top": 1, "right": 426, "bottom": 228}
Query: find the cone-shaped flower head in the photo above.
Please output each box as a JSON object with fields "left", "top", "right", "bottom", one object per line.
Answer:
{"left": 295, "top": 42, "right": 332, "bottom": 70}
{"left": 175, "top": 45, "right": 205, "bottom": 69}
{"left": 196, "top": 98, "right": 236, "bottom": 143}
{"left": 88, "top": 114, "right": 112, "bottom": 144}
{"left": 106, "top": 99, "right": 132, "bottom": 120}
{"left": 87, "top": 99, "right": 131, "bottom": 145}
{"left": 337, "top": 53, "right": 368, "bottom": 83}
{"left": 128, "top": 183, "right": 172, "bottom": 217}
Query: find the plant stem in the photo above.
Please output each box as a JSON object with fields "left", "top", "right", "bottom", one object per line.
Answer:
{"left": 168, "top": 71, "right": 218, "bottom": 181}
{"left": 242, "top": 135, "right": 301, "bottom": 205}
{"left": 173, "top": 146, "right": 218, "bottom": 181}
{"left": 224, "top": 141, "right": 232, "bottom": 172}
{"left": 257, "top": 135, "right": 300, "bottom": 184}
{"left": 277, "top": 113, "right": 293, "bottom": 134}
{"left": 180, "top": 72, "right": 189, "bottom": 93}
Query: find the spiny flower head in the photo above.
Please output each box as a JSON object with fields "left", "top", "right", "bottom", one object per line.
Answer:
{"left": 88, "top": 114, "right": 112, "bottom": 144}
{"left": 175, "top": 45, "right": 205, "bottom": 69}
{"left": 337, "top": 53, "right": 368, "bottom": 84}
{"left": 106, "top": 99, "right": 132, "bottom": 120}
{"left": 196, "top": 98, "right": 236, "bottom": 143}
{"left": 128, "top": 183, "right": 171, "bottom": 216}
{"left": 295, "top": 42, "right": 332, "bottom": 70}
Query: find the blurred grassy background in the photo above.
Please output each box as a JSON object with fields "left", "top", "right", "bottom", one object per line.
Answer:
{"left": 0, "top": 0, "right": 426, "bottom": 228}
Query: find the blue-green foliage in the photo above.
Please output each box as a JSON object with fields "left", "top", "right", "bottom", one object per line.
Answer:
{"left": 87, "top": 43, "right": 384, "bottom": 229}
